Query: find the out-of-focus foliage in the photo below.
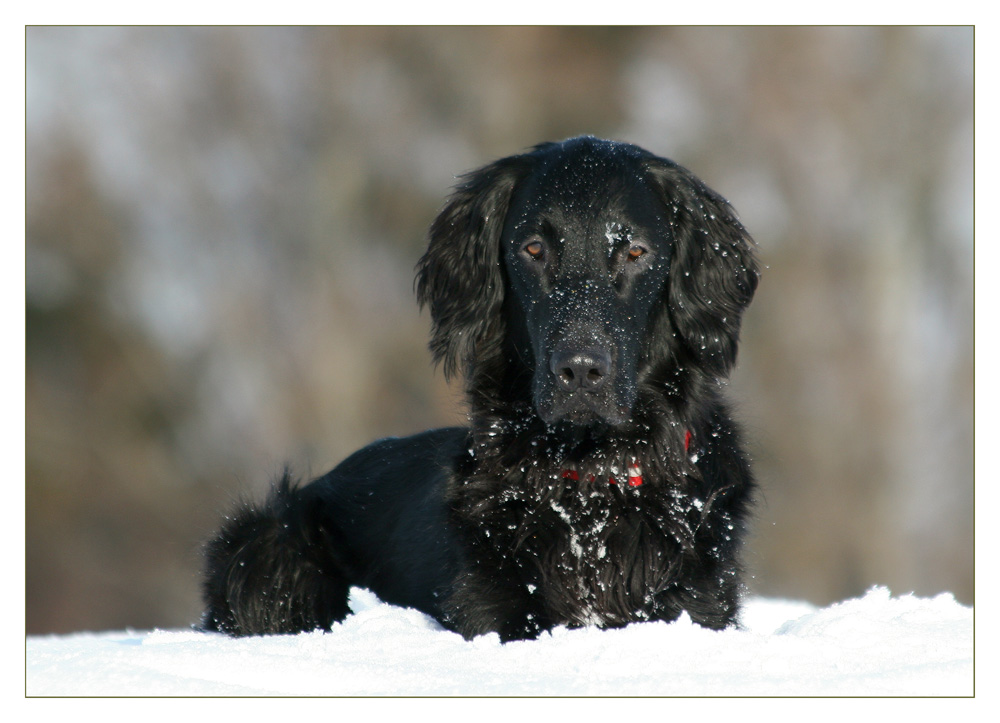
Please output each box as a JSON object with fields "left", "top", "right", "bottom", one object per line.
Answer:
{"left": 25, "top": 26, "right": 972, "bottom": 634}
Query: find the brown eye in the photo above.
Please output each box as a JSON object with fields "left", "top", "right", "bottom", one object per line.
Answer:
{"left": 524, "top": 241, "right": 544, "bottom": 259}
{"left": 627, "top": 244, "right": 647, "bottom": 261}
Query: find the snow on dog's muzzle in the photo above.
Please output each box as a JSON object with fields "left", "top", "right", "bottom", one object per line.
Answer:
{"left": 534, "top": 325, "right": 637, "bottom": 427}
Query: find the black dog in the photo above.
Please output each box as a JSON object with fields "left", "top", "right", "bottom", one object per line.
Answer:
{"left": 201, "top": 137, "right": 759, "bottom": 642}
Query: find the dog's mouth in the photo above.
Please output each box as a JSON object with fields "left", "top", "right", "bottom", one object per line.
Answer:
{"left": 539, "top": 393, "right": 632, "bottom": 428}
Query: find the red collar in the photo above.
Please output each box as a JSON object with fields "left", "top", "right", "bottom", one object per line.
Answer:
{"left": 560, "top": 430, "right": 692, "bottom": 488}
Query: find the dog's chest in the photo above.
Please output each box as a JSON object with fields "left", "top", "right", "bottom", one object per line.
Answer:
{"left": 510, "top": 487, "right": 689, "bottom": 628}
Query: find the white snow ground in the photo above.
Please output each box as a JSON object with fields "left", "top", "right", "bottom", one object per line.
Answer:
{"left": 26, "top": 586, "right": 972, "bottom": 696}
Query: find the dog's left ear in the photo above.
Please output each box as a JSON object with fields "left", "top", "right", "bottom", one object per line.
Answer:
{"left": 646, "top": 159, "right": 760, "bottom": 377}
{"left": 416, "top": 155, "right": 529, "bottom": 380}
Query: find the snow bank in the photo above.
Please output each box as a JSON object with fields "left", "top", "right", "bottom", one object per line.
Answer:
{"left": 26, "top": 586, "right": 972, "bottom": 696}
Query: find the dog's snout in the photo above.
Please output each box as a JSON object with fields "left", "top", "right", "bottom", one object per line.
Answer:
{"left": 550, "top": 349, "right": 612, "bottom": 392}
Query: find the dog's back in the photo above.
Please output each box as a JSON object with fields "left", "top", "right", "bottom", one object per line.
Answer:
{"left": 202, "top": 428, "right": 466, "bottom": 635}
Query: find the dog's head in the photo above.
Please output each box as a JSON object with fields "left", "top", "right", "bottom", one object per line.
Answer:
{"left": 416, "top": 136, "right": 758, "bottom": 428}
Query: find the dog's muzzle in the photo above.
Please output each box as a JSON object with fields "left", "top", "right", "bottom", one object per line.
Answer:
{"left": 536, "top": 336, "right": 635, "bottom": 427}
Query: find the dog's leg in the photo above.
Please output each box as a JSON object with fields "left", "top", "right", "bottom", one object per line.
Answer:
{"left": 201, "top": 474, "right": 352, "bottom": 636}
{"left": 444, "top": 554, "right": 550, "bottom": 642}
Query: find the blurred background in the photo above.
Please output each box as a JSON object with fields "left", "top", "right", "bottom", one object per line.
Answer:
{"left": 25, "top": 26, "right": 973, "bottom": 634}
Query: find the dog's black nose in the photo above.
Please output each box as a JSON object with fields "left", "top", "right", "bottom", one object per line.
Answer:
{"left": 550, "top": 349, "right": 612, "bottom": 392}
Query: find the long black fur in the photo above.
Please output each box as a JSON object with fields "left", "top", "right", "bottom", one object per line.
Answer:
{"left": 201, "top": 137, "right": 760, "bottom": 642}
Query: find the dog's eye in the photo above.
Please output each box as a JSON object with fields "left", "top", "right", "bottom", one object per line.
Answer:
{"left": 627, "top": 244, "right": 648, "bottom": 261}
{"left": 523, "top": 241, "right": 545, "bottom": 260}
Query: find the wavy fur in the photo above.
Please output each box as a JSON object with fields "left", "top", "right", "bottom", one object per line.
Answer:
{"left": 202, "top": 137, "right": 759, "bottom": 642}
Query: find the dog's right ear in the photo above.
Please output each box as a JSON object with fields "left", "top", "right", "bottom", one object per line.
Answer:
{"left": 415, "top": 155, "right": 529, "bottom": 380}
